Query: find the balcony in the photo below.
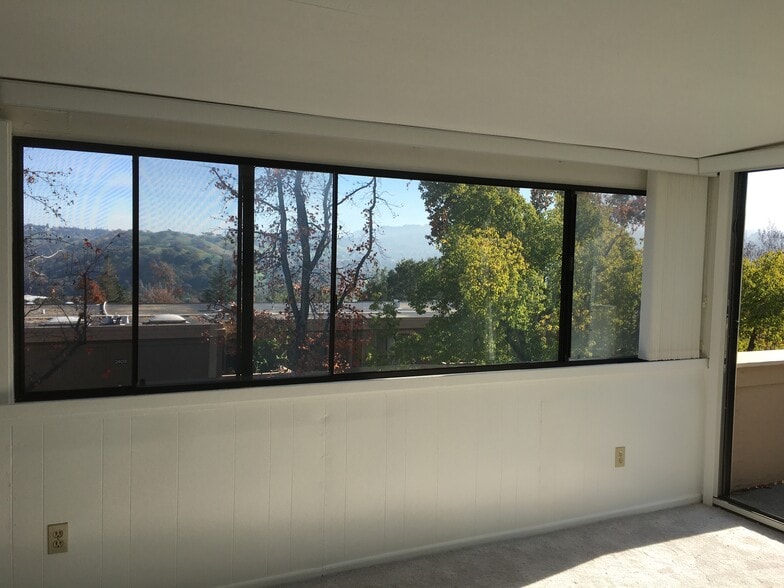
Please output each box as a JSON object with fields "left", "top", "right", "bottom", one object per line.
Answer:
{"left": 730, "top": 350, "right": 784, "bottom": 517}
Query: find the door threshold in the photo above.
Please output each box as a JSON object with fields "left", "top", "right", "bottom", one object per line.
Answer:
{"left": 714, "top": 498, "right": 784, "bottom": 533}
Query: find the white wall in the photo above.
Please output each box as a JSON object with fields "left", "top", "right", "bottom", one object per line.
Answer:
{"left": 0, "top": 84, "right": 712, "bottom": 587}
{"left": 0, "top": 363, "right": 705, "bottom": 588}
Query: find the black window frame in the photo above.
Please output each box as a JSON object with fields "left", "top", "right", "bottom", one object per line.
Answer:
{"left": 12, "top": 137, "right": 645, "bottom": 402}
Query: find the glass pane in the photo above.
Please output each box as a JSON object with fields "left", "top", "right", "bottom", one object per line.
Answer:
{"left": 138, "top": 157, "right": 238, "bottom": 386}
{"left": 571, "top": 192, "right": 645, "bottom": 359}
{"left": 22, "top": 147, "right": 133, "bottom": 393}
{"left": 253, "top": 168, "right": 332, "bottom": 377}
{"left": 729, "top": 169, "right": 784, "bottom": 515}
{"left": 738, "top": 169, "right": 784, "bottom": 352}
{"left": 337, "top": 176, "right": 563, "bottom": 372}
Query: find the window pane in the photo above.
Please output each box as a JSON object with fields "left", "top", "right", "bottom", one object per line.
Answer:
{"left": 337, "top": 177, "right": 563, "bottom": 371}
{"left": 22, "top": 148, "right": 133, "bottom": 393}
{"left": 738, "top": 169, "right": 784, "bottom": 352}
{"left": 253, "top": 168, "right": 332, "bottom": 377}
{"left": 138, "top": 157, "right": 238, "bottom": 386}
{"left": 571, "top": 192, "right": 645, "bottom": 359}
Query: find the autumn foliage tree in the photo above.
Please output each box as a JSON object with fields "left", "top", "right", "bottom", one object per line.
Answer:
{"left": 140, "top": 259, "right": 183, "bottom": 303}
{"left": 22, "top": 164, "right": 131, "bottom": 390}
{"left": 212, "top": 168, "right": 383, "bottom": 373}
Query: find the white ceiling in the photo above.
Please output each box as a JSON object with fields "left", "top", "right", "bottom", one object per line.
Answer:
{"left": 1, "top": 0, "right": 783, "bottom": 159}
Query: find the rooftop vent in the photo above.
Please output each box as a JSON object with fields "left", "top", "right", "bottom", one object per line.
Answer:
{"left": 145, "top": 314, "right": 188, "bottom": 325}
{"left": 42, "top": 316, "right": 78, "bottom": 326}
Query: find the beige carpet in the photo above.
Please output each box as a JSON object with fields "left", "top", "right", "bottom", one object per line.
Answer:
{"left": 285, "top": 504, "right": 784, "bottom": 587}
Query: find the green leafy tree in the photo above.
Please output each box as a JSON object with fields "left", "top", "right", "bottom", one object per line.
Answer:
{"left": 201, "top": 259, "right": 236, "bottom": 306}
{"left": 395, "top": 182, "right": 559, "bottom": 365}
{"left": 98, "top": 257, "right": 129, "bottom": 304}
{"left": 738, "top": 250, "right": 784, "bottom": 351}
{"left": 571, "top": 194, "right": 644, "bottom": 358}
{"left": 370, "top": 186, "right": 643, "bottom": 366}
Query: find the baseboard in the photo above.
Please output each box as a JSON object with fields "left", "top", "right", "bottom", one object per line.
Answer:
{"left": 222, "top": 493, "right": 702, "bottom": 588}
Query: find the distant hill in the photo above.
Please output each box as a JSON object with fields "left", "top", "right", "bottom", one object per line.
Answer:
{"left": 23, "top": 226, "right": 233, "bottom": 300}
{"left": 23, "top": 223, "right": 437, "bottom": 300}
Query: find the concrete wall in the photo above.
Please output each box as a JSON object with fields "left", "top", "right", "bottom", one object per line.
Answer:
{"left": 732, "top": 351, "right": 784, "bottom": 490}
{"left": 0, "top": 85, "right": 712, "bottom": 587}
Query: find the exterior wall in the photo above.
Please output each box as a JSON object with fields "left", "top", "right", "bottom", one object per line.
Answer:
{"left": 732, "top": 352, "right": 784, "bottom": 490}
{"left": 0, "top": 361, "right": 705, "bottom": 588}
{"left": 23, "top": 322, "right": 227, "bottom": 391}
{"left": 0, "top": 86, "right": 713, "bottom": 587}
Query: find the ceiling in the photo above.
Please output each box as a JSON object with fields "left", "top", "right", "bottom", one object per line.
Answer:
{"left": 1, "top": 0, "right": 783, "bottom": 159}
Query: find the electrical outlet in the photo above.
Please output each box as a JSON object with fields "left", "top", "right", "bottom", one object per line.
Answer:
{"left": 47, "top": 523, "right": 68, "bottom": 554}
{"left": 615, "top": 446, "right": 626, "bottom": 468}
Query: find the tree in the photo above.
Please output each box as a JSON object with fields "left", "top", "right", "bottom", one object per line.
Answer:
{"left": 22, "top": 168, "right": 78, "bottom": 310}
{"left": 23, "top": 232, "right": 126, "bottom": 391}
{"left": 397, "top": 182, "right": 558, "bottom": 365}
{"left": 738, "top": 250, "right": 784, "bottom": 351}
{"left": 571, "top": 193, "right": 644, "bottom": 358}
{"left": 140, "top": 259, "right": 183, "bottom": 303}
{"left": 98, "top": 257, "right": 129, "bottom": 304}
{"left": 738, "top": 223, "right": 784, "bottom": 352}
{"left": 212, "top": 168, "right": 384, "bottom": 372}
{"left": 202, "top": 259, "right": 236, "bottom": 306}
{"left": 369, "top": 186, "right": 644, "bottom": 366}
{"left": 744, "top": 222, "right": 784, "bottom": 261}
{"left": 442, "top": 227, "right": 545, "bottom": 362}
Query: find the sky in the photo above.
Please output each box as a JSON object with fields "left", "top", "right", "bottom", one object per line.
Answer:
{"left": 23, "top": 148, "right": 432, "bottom": 234}
{"left": 24, "top": 147, "right": 545, "bottom": 235}
{"left": 338, "top": 175, "right": 427, "bottom": 229}
{"left": 24, "top": 148, "right": 235, "bottom": 234}
{"left": 744, "top": 169, "right": 784, "bottom": 232}
{"left": 24, "top": 148, "right": 134, "bottom": 231}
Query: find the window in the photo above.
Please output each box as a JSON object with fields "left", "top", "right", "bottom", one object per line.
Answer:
{"left": 14, "top": 139, "right": 646, "bottom": 400}
{"left": 737, "top": 169, "right": 784, "bottom": 353}
{"left": 571, "top": 192, "right": 646, "bottom": 359}
{"left": 138, "top": 157, "right": 239, "bottom": 385}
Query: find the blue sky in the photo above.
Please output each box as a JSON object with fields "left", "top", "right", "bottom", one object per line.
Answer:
{"left": 338, "top": 175, "right": 427, "bottom": 230}
{"left": 24, "top": 148, "right": 431, "bottom": 234}
{"left": 24, "top": 147, "right": 541, "bottom": 236}
{"left": 139, "top": 158, "right": 236, "bottom": 235}
{"left": 24, "top": 148, "right": 134, "bottom": 231}
{"left": 24, "top": 148, "right": 237, "bottom": 234}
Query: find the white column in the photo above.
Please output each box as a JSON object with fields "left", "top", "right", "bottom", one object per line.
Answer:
{"left": 702, "top": 171, "right": 736, "bottom": 503}
{"left": 639, "top": 171, "right": 709, "bottom": 360}
{"left": 0, "top": 120, "right": 12, "bottom": 403}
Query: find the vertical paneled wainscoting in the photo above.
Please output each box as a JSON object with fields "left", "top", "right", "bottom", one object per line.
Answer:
{"left": 0, "top": 360, "right": 705, "bottom": 588}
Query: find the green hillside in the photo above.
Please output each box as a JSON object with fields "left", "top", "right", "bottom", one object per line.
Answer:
{"left": 23, "top": 226, "right": 235, "bottom": 301}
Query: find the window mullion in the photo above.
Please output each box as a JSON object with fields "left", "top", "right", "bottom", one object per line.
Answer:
{"left": 132, "top": 156, "right": 140, "bottom": 388}
{"left": 239, "top": 165, "right": 256, "bottom": 381}
{"left": 328, "top": 172, "right": 339, "bottom": 375}
{"left": 12, "top": 140, "right": 25, "bottom": 396}
{"left": 558, "top": 189, "right": 577, "bottom": 363}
